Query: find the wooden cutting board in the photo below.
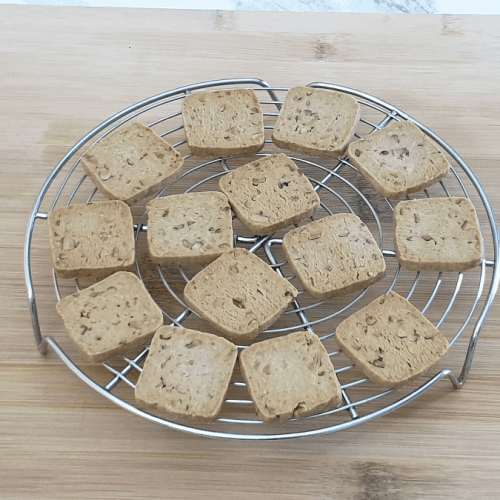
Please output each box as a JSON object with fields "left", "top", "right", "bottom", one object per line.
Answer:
{"left": 1, "top": 6, "right": 499, "bottom": 499}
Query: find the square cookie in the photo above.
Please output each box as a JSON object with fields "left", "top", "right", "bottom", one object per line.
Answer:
{"left": 335, "top": 292, "right": 449, "bottom": 388}
{"left": 147, "top": 192, "right": 233, "bottom": 266}
{"left": 182, "top": 89, "right": 265, "bottom": 157}
{"left": 283, "top": 214, "right": 386, "bottom": 300}
{"left": 48, "top": 200, "right": 135, "bottom": 279}
{"left": 239, "top": 331, "right": 342, "bottom": 423}
{"left": 394, "top": 197, "right": 483, "bottom": 272}
{"left": 347, "top": 120, "right": 450, "bottom": 199}
{"left": 135, "top": 326, "right": 237, "bottom": 422}
{"left": 81, "top": 123, "right": 184, "bottom": 206}
{"left": 272, "top": 86, "right": 360, "bottom": 158}
{"left": 219, "top": 153, "right": 320, "bottom": 235}
{"left": 183, "top": 248, "right": 298, "bottom": 341}
{"left": 56, "top": 271, "right": 163, "bottom": 363}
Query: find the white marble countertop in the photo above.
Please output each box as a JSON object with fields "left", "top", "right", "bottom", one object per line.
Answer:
{"left": 2, "top": 0, "right": 499, "bottom": 15}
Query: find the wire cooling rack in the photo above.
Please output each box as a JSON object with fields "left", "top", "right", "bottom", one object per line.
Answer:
{"left": 25, "top": 78, "right": 500, "bottom": 440}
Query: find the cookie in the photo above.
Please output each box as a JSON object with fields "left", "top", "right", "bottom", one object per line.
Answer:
{"left": 56, "top": 271, "right": 163, "bottom": 363}
{"left": 81, "top": 123, "right": 184, "bottom": 205}
{"left": 272, "top": 86, "right": 360, "bottom": 158}
{"left": 183, "top": 248, "right": 298, "bottom": 341}
{"left": 347, "top": 120, "right": 450, "bottom": 199}
{"left": 335, "top": 292, "right": 449, "bottom": 387}
{"left": 147, "top": 192, "right": 233, "bottom": 265}
{"left": 283, "top": 214, "right": 386, "bottom": 300}
{"left": 394, "top": 197, "right": 483, "bottom": 272}
{"left": 48, "top": 200, "right": 135, "bottom": 279}
{"left": 219, "top": 153, "right": 320, "bottom": 235}
{"left": 135, "top": 325, "right": 237, "bottom": 422}
{"left": 239, "top": 331, "right": 342, "bottom": 423}
{"left": 182, "top": 89, "right": 265, "bottom": 157}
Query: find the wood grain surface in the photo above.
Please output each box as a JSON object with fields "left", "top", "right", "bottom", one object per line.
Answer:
{"left": 1, "top": 6, "right": 499, "bottom": 499}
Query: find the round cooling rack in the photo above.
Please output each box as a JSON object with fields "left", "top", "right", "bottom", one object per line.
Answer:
{"left": 25, "top": 78, "right": 500, "bottom": 440}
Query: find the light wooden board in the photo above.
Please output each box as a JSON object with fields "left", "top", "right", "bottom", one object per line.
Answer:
{"left": 1, "top": 6, "right": 499, "bottom": 499}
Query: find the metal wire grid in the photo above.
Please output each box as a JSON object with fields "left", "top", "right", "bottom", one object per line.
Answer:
{"left": 25, "top": 78, "right": 500, "bottom": 440}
